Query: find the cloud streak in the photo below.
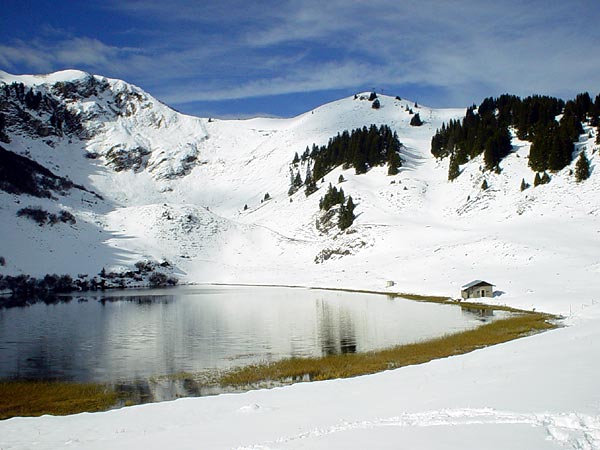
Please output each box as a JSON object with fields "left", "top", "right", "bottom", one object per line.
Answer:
{"left": 0, "top": 37, "right": 140, "bottom": 75}
{"left": 2, "top": 0, "right": 600, "bottom": 115}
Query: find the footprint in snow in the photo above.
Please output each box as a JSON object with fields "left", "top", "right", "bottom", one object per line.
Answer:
{"left": 238, "top": 403, "right": 262, "bottom": 413}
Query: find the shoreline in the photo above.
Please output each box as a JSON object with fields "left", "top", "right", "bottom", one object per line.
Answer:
{"left": 0, "top": 284, "right": 560, "bottom": 419}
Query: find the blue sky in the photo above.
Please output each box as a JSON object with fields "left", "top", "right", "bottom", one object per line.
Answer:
{"left": 1, "top": 0, "right": 600, "bottom": 118}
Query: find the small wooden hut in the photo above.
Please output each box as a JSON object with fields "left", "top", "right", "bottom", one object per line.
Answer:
{"left": 461, "top": 280, "right": 494, "bottom": 299}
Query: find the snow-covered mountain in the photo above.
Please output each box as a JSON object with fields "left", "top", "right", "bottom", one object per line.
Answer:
{"left": 1, "top": 70, "right": 598, "bottom": 315}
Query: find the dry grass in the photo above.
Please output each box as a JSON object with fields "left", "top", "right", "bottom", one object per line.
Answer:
{"left": 395, "top": 292, "right": 454, "bottom": 303}
{"left": 0, "top": 381, "right": 118, "bottom": 420}
{"left": 395, "top": 293, "right": 531, "bottom": 313}
{"left": 220, "top": 312, "right": 557, "bottom": 388}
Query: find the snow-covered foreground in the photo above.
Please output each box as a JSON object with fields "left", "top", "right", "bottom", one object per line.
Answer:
{"left": 1, "top": 70, "right": 600, "bottom": 448}
{"left": 2, "top": 305, "right": 599, "bottom": 450}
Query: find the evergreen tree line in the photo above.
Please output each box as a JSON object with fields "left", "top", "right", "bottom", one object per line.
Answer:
{"left": 431, "top": 93, "right": 599, "bottom": 179}
{"left": 313, "top": 124, "right": 402, "bottom": 178}
{"left": 289, "top": 124, "right": 403, "bottom": 196}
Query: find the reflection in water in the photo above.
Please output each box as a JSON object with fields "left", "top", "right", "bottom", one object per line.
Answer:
{"left": 317, "top": 299, "right": 336, "bottom": 356}
{"left": 0, "top": 295, "right": 74, "bottom": 309}
{"left": 461, "top": 306, "right": 495, "bottom": 319}
{"left": 315, "top": 298, "right": 358, "bottom": 356}
{"left": 339, "top": 307, "right": 357, "bottom": 354}
{"left": 340, "top": 336, "right": 357, "bottom": 354}
{"left": 22, "top": 347, "right": 59, "bottom": 381}
{"left": 99, "top": 295, "right": 174, "bottom": 306}
{"left": 0, "top": 286, "right": 507, "bottom": 401}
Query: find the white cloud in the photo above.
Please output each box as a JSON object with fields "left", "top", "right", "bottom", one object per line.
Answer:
{"left": 159, "top": 61, "right": 376, "bottom": 103}
{"left": 3, "top": 0, "right": 600, "bottom": 112}
{"left": 0, "top": 41, "right": 53, "bottom": 72}
{"left": 0, "top": 37, "right": 140, "bottom": 76}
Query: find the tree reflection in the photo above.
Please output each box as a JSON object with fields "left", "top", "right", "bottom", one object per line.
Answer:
{"left": 0, "top": 295, "right": 73, "bottom": 309}
{"left": 316, "top": 298, "right": 357, "bottom": 356}
{"left": 99, "top": 295, "right": 173, "bottom": 306}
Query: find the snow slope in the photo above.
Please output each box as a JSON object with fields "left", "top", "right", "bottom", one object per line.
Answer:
{"left": 1, "top": 71, "right": 600, "bottom": 449}
{"left": 2, "top": 71, "right": 598, "bottom": 316}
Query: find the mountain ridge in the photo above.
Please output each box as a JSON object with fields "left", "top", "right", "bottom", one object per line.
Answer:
{"left": 0, "top": 70, "right": 598, "bottom": 315}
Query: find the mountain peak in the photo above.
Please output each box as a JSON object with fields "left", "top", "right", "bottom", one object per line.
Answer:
{"left": 0, "top": 69, "right": 95, "bottom": 86}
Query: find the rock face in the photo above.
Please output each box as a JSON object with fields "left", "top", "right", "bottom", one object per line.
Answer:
{"left": 0, "top": 70, "right": 208, "bottom": 181}
{"left": 105, "top": 145, "right": 152, "bottom": 172}
{"left": 0, "top": 80, "right": 87, "bottom": 141}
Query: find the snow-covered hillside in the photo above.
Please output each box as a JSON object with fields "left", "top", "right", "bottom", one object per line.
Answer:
{"left": 2, "top": 70, "right": 600, "bottom": 450}
{"left": 1, "top": 70, "right": 598, "bottom": 315}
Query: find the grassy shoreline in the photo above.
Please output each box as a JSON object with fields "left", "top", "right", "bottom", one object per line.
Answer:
{"left": 0, "top": 286, "right": 560, "bottom": 419}
{"left": 219, "top": 310, "right": 556, "bottom": 388}
{"left": 0, "top": 381, "right": 118, "bottom": 420}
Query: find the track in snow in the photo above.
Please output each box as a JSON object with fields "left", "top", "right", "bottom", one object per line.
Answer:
{"left": 234, "top": 408, "right": 600, "bottom": 450}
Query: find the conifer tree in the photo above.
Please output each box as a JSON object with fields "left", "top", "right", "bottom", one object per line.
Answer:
{"left": 448, "top": 154, "right": 460, "bottom": 181}
{"left": 575, "top": 151, "right": 591, "bottom": 182}
{"left": 302, "top": 147, "right": 310, "bottom": 161}
{"left": 520, "top": 178, "right": 529, "bottom": 191}
{"left": 533, "top": 172, "right": 542, "bottom": 186}
{"left": 338, "top": 174, "right": 345, "bottom": 183}
{"left": 410, "top": 113, "right": 423, "bottom": 126}
{"left": 352, "top": 145, "right": 368, "bottom": 174}
{"left": 481, "top": 179, "right": 488, "bottom": 190}
{"left": 338, "top": 196, "right": 355, "bottom": 230}
{"left": 319, "top": 183, "right": 342, "bottom": 211}
{"left": 387, "top": 151, "right": 401, "bottom": 175}
{"left": 304, "top": 174, "right": 317, "bottom": 196}
{"left": 541, "top": 172, "right": 551, "bottom": 184}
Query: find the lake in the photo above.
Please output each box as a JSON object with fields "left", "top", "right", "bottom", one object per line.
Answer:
{"left": 0, "top": 285, "right": 506, "bottom": 401}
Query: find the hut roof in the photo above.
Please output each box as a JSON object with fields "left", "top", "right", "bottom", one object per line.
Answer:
{"left": 461, "top": 280, "right": 494, "bottom": 289}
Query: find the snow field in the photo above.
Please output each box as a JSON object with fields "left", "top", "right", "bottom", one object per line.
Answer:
{"left": 1, "top": 71, "right": 600, "bottom": 449}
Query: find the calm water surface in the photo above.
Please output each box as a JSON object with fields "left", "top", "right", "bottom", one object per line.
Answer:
{"left": 0, "top": 286, "right": 505, "bottom": 400}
